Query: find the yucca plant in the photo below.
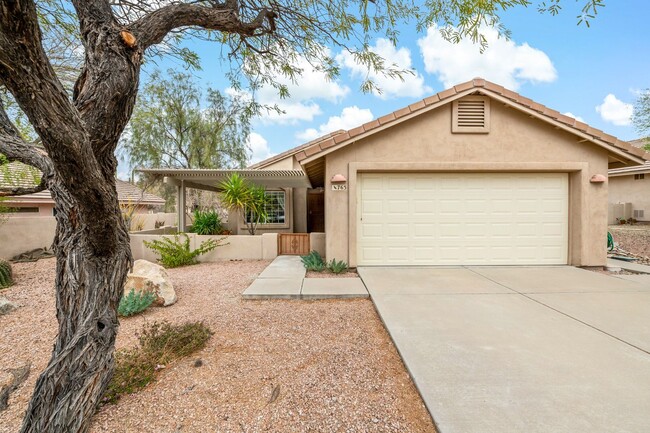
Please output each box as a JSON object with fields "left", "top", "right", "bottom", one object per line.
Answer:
{"left": 301, "top": 250, "right": 325, "bottom": 272}
{"left": 0, "top": 259, "right": 13, "bottom": 289}
{"left": 219, "top": 173, "right": 269, "bottom": 235}
{"left": 327, "top": 259, "right": 348, "bottom": 274}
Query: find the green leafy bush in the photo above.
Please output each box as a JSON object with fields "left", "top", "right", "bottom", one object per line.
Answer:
{"left": 118, "top": 289, "right": 156, "bottom": 317}
{"left": 301, "top": 250, "right": 325, "bottom": 272}
{"left": 0, "top": 260, "right": 13, "bottom": 289}
{"left": 189, "top": 209, "right": 223, "bottom": 235}
{"left": 104, "top": 321, "right": 213, "bottom": 404}
{"left": 144, "top": 234, "right": 221, "bottom": 268}
{"left": 327, "top": 259, "right": 348, "bottom": 274}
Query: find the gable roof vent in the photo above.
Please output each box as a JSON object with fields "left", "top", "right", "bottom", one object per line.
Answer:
{"left": 452, "top": 96, "right": 490, "bottom": 133}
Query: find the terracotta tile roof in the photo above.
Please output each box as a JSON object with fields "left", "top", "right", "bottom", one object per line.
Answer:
{"left": 290, "top": 78, "right": 647, "bottom": 165}
{"left": 609, "top": 138, "right": 650, "bottom": 176}
{"left": 115, "top": 179, "right": 166, "bottom": 206}
{"left": 247, "top": 130, "right": 347, "bottom": 169}
{"left": 1, "top": 162, "right": 164, "bottom": 206}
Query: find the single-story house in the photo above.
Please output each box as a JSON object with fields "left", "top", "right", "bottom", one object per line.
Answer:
{"left": 608, "top": 138, "right": 650, "bottom": 223}
{"left": 141, "top": 78, "right": 647, "bottom": 267}
{"left": 1, "top": 162, "right": 165, "bottom": 216}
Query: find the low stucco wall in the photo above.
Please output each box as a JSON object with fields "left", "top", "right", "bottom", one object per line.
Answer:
{"left": 0, "top": 216, "right": 56, "bottom": 259}
{"left": 310, "top": 232, "right": 326, "bottom": 258}
{"left": 608, "top": 202, "right": 633, "bottom": 225}
{"left": 129, "top": 232, "right": 278, "bottom": 262}
{"left": 128, "top": 212, "right": 177, "bottom": 231}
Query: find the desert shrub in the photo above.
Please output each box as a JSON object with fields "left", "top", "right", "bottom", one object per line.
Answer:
{"left": 118, "top": 289, "right": 156, "bottom": 317}
{"left": 0, "top": 260, "right": 13, "bottom": 289}
{"left": 301, "top": 250, "right": 325, "bottom": 272}
{"left": 144, "top": 234, "right": 221, "bottom": 268}
{"left": 154, "top": 220, "right": 165, "bottom": 229}
{"left": 189, "top": 209, "right": 223, "bottom": 235}
{"left": 104, "top": 321, "right": 213, "bottom": 404}
{"left": 327, "top": 259, "right": 348, "bottom": 274}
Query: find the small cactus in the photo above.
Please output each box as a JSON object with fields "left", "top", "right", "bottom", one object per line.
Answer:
{"left": 0, "top": 260, "right": 13, "bottom": 289}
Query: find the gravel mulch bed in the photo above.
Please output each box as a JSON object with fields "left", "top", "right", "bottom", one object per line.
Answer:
{"left": 0, "top": 259, "right": 436, "bottom": 433}
{"left": 609, "top": 225, "right": 650, "bottom": 265}
{"left": 306, "top": 269, "right": 359, "bottom": 278}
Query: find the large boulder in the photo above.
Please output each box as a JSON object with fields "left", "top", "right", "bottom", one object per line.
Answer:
{"left": 125, "top": 260, "right": 177, "bottom": 306}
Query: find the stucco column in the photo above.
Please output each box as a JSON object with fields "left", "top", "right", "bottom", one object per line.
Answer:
{"left": 177, "top": 180, "right": 186, "bottom": 232}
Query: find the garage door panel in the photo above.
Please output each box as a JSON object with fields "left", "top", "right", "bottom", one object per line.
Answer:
{"left": 358, "top": 173, "right": 568, "bottom": 266}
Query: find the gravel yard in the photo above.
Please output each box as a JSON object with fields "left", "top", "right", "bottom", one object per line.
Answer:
{"left": 609, "top": 225, "right": 650, "bottom": 263}
{"left": 0, "top": 259, "right": 435, "bottom": 433}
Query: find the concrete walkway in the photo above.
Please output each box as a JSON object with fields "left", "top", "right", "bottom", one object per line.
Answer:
{"left": 243, "top": 256, "right": 368, "bottom": 299}
{"left": 359, "top": 266, "right": 650, "bottom": 433}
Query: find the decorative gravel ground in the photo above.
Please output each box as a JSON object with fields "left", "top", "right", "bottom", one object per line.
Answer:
{"left": 608, "top": 225, "right": 650, "bottom": 265}
{"left": 0, "top": 258, "right": 436, "bottom": 433}
{"left": 306, "top": 269, "right": 359, "bottom": 278}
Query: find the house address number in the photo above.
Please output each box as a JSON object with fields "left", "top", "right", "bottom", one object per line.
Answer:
{"left": 331, "top": 184, "right": 347, "bottom": 191}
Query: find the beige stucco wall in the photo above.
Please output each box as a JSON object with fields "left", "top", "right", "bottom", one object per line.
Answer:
{"left": 129, "top": 233, "right": 277, "bottom": 262}
{"left": 323, "top": 101, "right": 611, "bottom": 267}
{"left": 0, "top": 216, "right": 57, "bottom": 259}
{"left": 2, "top": 202, "right": 54, "bottom": 217}
{"left": 608, "top": 175, "right": 650, "bottom": 222}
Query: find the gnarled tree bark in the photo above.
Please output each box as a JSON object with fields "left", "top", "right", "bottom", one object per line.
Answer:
{"left": 0, "top": 1, "right": 277, "bottom": 432}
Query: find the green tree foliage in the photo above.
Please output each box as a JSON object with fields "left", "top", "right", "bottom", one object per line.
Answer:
{"left": 121, "top": 69, "right": 253, "bottom": 170}
{"left": 632, "top": 89, "right": 650, "bottom": 150}
{"left": 219, "top": 173, "right": 269, "bottom": 235}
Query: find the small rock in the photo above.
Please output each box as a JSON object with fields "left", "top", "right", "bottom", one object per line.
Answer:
{"left": 372, "top": 418, "right": 380, "bottom": 424}
{"left": 193, "top": 359, "right": 203, "bottom": 368}
{"left": 0, "top": 298, "right": 17, "bottom": 316}
{"left": 124, "top": 260, "right": 176, "bottom": 306}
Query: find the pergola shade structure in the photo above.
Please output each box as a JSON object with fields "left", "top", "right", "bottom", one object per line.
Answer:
{"left": 137, "top": 168, "right": 312, "bottom": 231}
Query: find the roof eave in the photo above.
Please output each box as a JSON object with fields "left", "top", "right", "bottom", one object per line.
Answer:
{"left": 297, "top": 86, "right": 646, "bottom": 167}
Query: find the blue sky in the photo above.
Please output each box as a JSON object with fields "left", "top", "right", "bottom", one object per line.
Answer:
{"left": 130, "top": 1, "right": 649, "bottom": 174}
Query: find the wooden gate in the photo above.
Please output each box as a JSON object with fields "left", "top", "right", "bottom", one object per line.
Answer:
{"left": 278, "top": 233, "right": 310, "bottom": 255}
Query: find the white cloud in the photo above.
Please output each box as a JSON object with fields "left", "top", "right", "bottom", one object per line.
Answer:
{"left": 337, "top": 39, "right": 432, "bottom": 100}
{"left": 595, "top": 94, "right": 633, "bottom": 126}
{"left": 230, "top": 50, "right": 350, "bottom": 125}
{"left": 563, "top": 112, "right": 584, "bottom": 122}
{"left": 417, "top": 25, "right": 557, "bottom": 90}
{"left": 296, "top": 106, "right": 374, "bottom": 141}
{"left": 247, "top": 132, "right": 275, "bottom": 164}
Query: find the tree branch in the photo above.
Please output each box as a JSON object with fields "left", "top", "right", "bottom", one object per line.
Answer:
{"left": 131, "top": 3, "right": 277, "bottom": 50}
{"left": 0, "top": 0, "right": 88, "bottom": 167}
{"left": 0, "top": 100, "right": 53, "bottom": 174}
{"left": 0, "top": 177, "right": 48, "bottom": 197}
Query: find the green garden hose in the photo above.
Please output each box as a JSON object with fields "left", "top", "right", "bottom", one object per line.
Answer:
{"left": 607, "top": 232, "right": 614, "bottom": 252}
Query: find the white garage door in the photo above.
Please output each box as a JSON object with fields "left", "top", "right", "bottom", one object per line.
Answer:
{"left": 358, "top": 172, "right": 568, "bottom": 266}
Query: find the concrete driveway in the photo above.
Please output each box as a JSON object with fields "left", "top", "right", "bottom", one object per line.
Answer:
{"left": 358, "top": 266, "right": 650, "bottom": 433}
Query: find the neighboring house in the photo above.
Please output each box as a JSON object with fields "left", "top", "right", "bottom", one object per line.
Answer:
{"left": 141, "top": 78, "right": 646, "bottom": 267}
{"left": 0, "top": 162, "right": 165, "bottom": 216}
{"left": 608, "top": 138, "right": 650, "bottom": 223}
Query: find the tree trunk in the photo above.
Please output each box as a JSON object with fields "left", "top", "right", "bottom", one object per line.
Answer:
{"left": 20, "top": 178, "right": 131, "bottom": 433}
